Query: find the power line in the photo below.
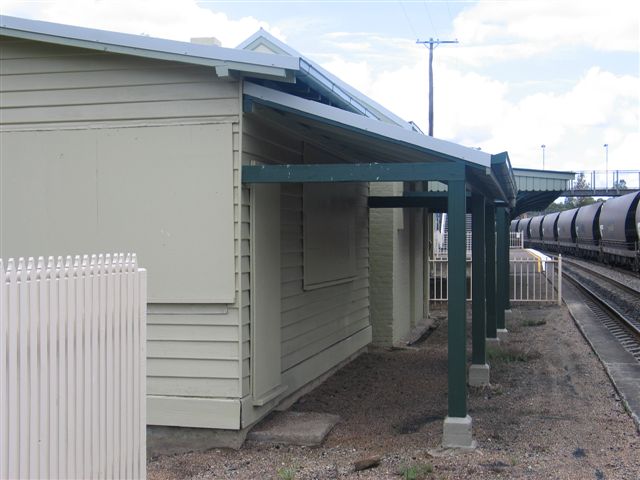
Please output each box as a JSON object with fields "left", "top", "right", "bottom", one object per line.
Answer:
{"left": 421, "top": 0, "right": 438, "bottom": 38}
{"left": 444, "top": 0, "right": 455, "bottom": 24}
{"left": 398, "top": 0, "right": 418, "bottom": 39}
{"left": 416, "top": 37, "right": 459, "bottom": 137}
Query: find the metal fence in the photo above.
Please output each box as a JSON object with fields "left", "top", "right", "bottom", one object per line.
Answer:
{"left": 428, "top": 259, "right": 472, "bottom": 301}
{"left": 509, "top": 232, "right": 524, "bottom": 249}
{"left": 510, "top": 254, "right": 562, "bottom": 305}
{"left": 0, "top": 254, "right": 147, "bottom": 480}
{"left": 428, "top": 253, "right": 562, "bottom": 305}
{"left": 433, "top": 231, "right": 473, "bottom": 259}
{"left": 568, "top": 169, "right": 640, "bottom": 192}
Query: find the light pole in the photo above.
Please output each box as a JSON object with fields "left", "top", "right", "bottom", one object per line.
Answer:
{"left": 541, "top": 144, "right": 546, "bottom": 170}
{"left": 603, "top": 143, "right": 609, "bottom": 190}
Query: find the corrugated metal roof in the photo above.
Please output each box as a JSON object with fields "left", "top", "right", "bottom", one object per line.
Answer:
{"left": 513, "top": 168, "right": 575, "bottom": 192}
{"left": 238, "top": 29, "right": 415, "bottom": 130}
{"left": 244, "top": 82, "right": 491, "bottom": 167}
{"left": 512, "top": 168, "right": 576, "bottom": 216}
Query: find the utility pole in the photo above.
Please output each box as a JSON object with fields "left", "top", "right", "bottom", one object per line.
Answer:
{"left": 416, "top": 37, "right": 458, "bottom": 136}
{"left": 603, "top": 143, "right": 609, "bottom": 190}
{"left": 541, "top": 144, "right": 546, "bottom": 170}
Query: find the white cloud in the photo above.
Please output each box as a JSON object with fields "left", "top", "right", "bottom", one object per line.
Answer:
{"left": 449, "top": 0, "right": 640, "bottom": 64}
{"left": 0, "top": 0, "right": 285, "bottom": 47}
{"left": 316, "top": 39, "right": 638, "bottom": 172}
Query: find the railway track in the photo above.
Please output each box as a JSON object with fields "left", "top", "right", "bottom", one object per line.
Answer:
{"left": 561, "top": 260, "right": 640, "bottom": 362}
{"left": 561, "top": 257, "right": 640, "bottom": 298}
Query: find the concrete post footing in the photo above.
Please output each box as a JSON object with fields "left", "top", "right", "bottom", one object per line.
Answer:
{"left": 443, "top": 415, "right": 476, "bottom": 449}
{"left": 497, "top": 328, "right": 508, "bottom": 341}
{"left": 468, "top": 363, "right": 490, "bottom": 386}
{"left": 486, "top": 337, "right": 500, "bottom": 346}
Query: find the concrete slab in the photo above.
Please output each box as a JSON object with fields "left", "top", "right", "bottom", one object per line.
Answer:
{"left": 147, "top": 425, "right": 249, "bottom": 455}
{"left": 564, "top": 283, "right": 640, "bottom": 433}
{"left": 247, "top": 411, "right": 340, "bottom": 446}
{"left": 468, "top": 363, "right": 490, "bottom": 386}
{"left": 497, "top": 328, "right": 508, "bottom": 341}
{"left": 442, "top": 415, "right": 476, "bottom": 449}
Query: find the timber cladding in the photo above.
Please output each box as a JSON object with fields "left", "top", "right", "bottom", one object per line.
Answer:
{"left": 0, "top": 37, "right": 247, "bottom": 428}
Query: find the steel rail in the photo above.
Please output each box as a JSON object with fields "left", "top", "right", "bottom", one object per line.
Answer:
{"left": 563, "top": 269, "right": 640, "bottom": 339}
{"left": 561, "top": 258, "right": 640, "bottom": 298}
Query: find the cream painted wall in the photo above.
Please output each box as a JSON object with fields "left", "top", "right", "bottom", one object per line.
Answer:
{"left": 241, "top": 113, "right": 371, "bottom": 428}
{"left": 369, "top": 183, "right": 425, "bottom": 346}
{"left": 0, "top": 37, "right": 246, "bottom": 429}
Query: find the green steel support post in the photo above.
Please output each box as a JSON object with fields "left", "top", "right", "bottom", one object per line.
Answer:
{"left": 471, "top": 194, "right": 486, "bottom": 365}
{"left": 496, "top": 206, "right": 508, "bottom": 330}
{"left": 447, "top": 179, "right": 467, "bottom": 418}
{"left": 485, "top": 205, "right": 497, "bottom": 340}
{"left": 503, "top": 210, "right": 512, "bottom": 310}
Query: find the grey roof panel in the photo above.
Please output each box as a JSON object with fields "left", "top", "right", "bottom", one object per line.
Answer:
{"left": 238, "top": 29, "right": 415, "bottom": 130}
{"left": 0, "top": 15, "right": 299, "bottom": 76}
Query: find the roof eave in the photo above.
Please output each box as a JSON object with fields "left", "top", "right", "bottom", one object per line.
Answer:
{"left": 0, "top": 15, "right": 299, "bottom": 80}
{"left": 238, "top": 29, "right": 415, "bottom": 129}
{"left": 491, "top": 152, "right": 518, "bottom": 206}
{"left": 243, "top": 82, "right": 492, "bottom": 167}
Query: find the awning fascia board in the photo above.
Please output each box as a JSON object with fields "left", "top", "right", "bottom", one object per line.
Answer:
{"left": 242, "top": 162, "right": 465, "bottom": 184}
{"left": 243, "top": 82, "right": 491, "bottom": 167}
{"left": 368, "top": 196, "right": 474, "bottom": 212}
{"left": 490, "top": 152, "right": 517, "bottom": 205}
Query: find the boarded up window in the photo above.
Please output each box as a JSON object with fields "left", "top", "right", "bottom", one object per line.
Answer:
{"left": 0, "top": 123, "right": 235, "bottom": 303}
{"left": 303, "top": 183, "right": 358, "bottom": 289}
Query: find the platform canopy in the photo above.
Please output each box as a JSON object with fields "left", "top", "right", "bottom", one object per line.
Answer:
{"left": 512, "top": 168, "right": 576, "bottom": 217}
{"left": 243, "top": 82, "right": 517, "bottom": 205}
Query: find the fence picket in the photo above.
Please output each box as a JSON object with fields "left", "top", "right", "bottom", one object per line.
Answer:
{"left": 65, "top": 256, "right": 76, "bottom": 480}
{"left": 1, "top": 253, "right": 146, "bottom": 479}
{"left": 37, "top": 258, "right": 49, "bottom": 479}
{"left": 105, "top": 254, "right": 114, "bottom": 479}
{"left": 28, "top": 259, "right": 39, "bottom": 478}
{"left": 18, "top": 259, "right": 30, "bottom": 478}
{"left": 0, "top": 260, "right": 7, "bottom": 480}
{"left": 7, "top": 260, "right": 19, "bottom": 479}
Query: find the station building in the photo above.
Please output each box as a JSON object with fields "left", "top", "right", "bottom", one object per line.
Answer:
{"left": 0, "top": 16, "right": 574, "bottom": 450}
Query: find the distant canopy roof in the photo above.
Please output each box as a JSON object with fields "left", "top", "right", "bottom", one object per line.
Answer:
{"left": 512, "top": 168, "right": 575, "bottom": 217}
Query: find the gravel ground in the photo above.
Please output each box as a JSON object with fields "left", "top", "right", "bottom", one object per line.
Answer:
{"left": 148, "top": 305, "right": 640, "bottom": 480}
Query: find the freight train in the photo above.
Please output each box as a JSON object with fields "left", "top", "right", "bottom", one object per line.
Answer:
{"left": 511, "top": 190, "right": 640, "bottom": 271}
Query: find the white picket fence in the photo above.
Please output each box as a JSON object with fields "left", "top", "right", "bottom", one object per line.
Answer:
{"left": 428, "top": 254, "right": 562, "bottom": 305}
{"left": 0, "top": 254, "right": 146, "bottom": 480}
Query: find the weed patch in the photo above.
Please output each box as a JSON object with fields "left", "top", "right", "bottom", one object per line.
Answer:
{"left": 521, "top": 319, "right": 547, "bottom": 327}
{"left": 399, "top": 463, "right": 433, "bottom": 479}
{"left": 487, "top": 346, "right": 535, "bottom": 363}
{"left": 277, "top": 464, "right": 297, "bottom": 480}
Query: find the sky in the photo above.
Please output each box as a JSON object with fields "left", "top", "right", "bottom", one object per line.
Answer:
{"left": 1, "top": 0, "right": 638, "bottom": 183}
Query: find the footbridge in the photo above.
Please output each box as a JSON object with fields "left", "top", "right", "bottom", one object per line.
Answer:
{"left": 563, "top": 170, "right": 640, "bottom": 197}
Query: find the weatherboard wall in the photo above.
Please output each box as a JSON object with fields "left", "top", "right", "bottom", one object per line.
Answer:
{"left": 241, "top": 113, "right": 372, "bottom": 427}
{"left": 0, "top": 36, "right": 247, "bottom": 429}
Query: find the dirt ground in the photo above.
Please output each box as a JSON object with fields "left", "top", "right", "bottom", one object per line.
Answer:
{"left": 148, "top": 304, "right": 640, "bottom": 480}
